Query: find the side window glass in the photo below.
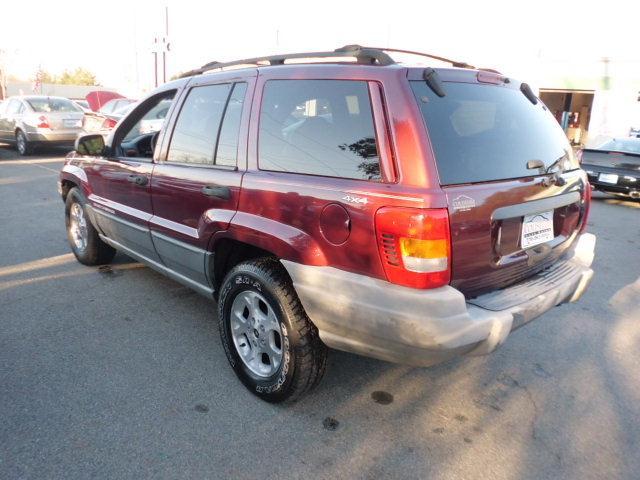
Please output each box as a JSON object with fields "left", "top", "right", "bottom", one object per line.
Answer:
{"left": 7, "top": 100, "right": 21, "bottom": 115}
{"left": 117, "top": 91, "right": 176, "bottom": 159}
{"left": 215, "top": 83, "right": 247, "bottom": 167}
{"left": 258, "top": 80, "right": 381, "bottom": 181}
{"left": 122, "top": 95, "right": 175, "bottom": 144}
{"left": 167, "top": 84, "right": 232, "bottom": 165}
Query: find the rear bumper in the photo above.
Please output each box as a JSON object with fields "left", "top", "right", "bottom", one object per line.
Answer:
{"left": 26, "top": 130, "right": 79, "bottom": 145}
{"left": 585, "top": 170, "right": 639, "bottom": 196}
{"left": 282, "top": 233, "right": 596, "bottom": 367}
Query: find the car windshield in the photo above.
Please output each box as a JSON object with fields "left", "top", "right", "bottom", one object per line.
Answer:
{"left": 411, "top": 81, "right": 576, "bottom": 185}
{"left": 26, "top": 97, "right": 81, "bottom": 113}
{"left": 588, "top": 138, "right": 640, "bottom": 155}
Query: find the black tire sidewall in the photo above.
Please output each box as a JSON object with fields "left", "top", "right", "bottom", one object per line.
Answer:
{"left": 16, "top": 130, "right": 29, "bottom": 156}
{"left": 219, "top": 267, "right": 296, "bottom": 401}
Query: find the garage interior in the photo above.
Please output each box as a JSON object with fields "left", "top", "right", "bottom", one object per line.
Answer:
{"left": 539, "top": 89, "right": 595, "bottom": 146}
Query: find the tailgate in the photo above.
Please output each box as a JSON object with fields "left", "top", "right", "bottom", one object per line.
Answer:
{"left": 410, "top": 73, "right": 589, "bottom": 298}
{"left": 445, "top": 173, "right": 585, "bottom": 297}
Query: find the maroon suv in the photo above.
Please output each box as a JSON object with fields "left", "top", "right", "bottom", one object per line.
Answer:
{"left": 59, "top": 45, "right": 595, "bottom": 402}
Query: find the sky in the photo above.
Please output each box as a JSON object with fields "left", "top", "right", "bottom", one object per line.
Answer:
{"left": 1, "top": 0, "right": 639, "bottom": 97}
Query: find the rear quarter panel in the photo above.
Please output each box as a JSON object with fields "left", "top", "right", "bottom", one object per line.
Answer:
{"left": 218, "top": 65, "right": 448, "bottom": 280}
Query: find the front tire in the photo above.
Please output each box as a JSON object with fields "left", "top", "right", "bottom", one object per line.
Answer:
{"left": 65, "top": 187, "right": 116, "bottom": 265}
{"left": 218, "top": 258, "right": 328, "bottom": 403}
{"left": 15, "top": 130, "right": 32, "bottom": 156}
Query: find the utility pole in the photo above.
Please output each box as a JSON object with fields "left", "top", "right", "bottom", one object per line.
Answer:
{"left": 152, "top": 6, "right": 170, "bottom": 87}
{"left": 162, "top": 6, "right": 169, "bottom": 84}
{"left": 153, "top": 37, "right": 158, "bottom": 88}
{"left": 0, "top": 49, "right": 6, "bottom": 100}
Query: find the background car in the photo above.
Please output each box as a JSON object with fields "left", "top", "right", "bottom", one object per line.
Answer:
{"left": 72, "top": 99, "right": 92, "bottom": 113}
{"left": 82, "top": 102, "right": 136, "bottom": 133}
{"left": 0, "top": 95, "right": 84, "bottom": 155}
{"left": 581, "top": 137, "right": 640, "bottom": 199}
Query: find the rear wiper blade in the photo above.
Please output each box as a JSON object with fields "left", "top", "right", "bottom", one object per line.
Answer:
{"left": 423, "top": 68, "right": 446, "bottom": 97}
{"left": 526, "top": 152, "right": 569, "bottom": 186}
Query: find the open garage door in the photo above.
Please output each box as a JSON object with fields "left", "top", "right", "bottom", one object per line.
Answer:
{"left": 539, "top": 89, "right": 594, "bottom": 146}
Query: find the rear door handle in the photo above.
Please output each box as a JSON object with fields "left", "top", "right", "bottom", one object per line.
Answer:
{"left": 127, "top": 174, "right": 148, "bottom": 186}
{"left": 201, "top": 185, "right": 231, "bottom": 199}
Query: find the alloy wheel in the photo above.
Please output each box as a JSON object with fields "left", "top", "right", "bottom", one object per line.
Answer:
{"left": 230, "top": 290, "right": 284, "bottom": 378}
{"left": 69, "top": 203, "right": 88, "bottom": 252}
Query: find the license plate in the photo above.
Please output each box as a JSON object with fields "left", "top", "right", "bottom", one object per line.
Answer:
{"left": 521, "top": 210, "right": 554, "bottom": 249}
{"left": 64, "top": 119, "right": 81, "bottom": 128}
{"left": 598, "top": 173, "right": 618, "bottom": 184}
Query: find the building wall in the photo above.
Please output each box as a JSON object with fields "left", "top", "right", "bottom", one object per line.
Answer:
{"left": 6, "top": 82, "right": 118, "bottom": 100}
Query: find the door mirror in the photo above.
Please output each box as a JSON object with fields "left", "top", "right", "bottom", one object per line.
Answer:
{"left": 75, "top": 134, "right": 105, "bottom": 156}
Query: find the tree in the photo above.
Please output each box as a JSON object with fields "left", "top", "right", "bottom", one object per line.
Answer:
{"left": 58, "top": 67, "right": 100, "bottom": 86}
{"left": 36, "top": 67, "right": 100, "bottom": 86}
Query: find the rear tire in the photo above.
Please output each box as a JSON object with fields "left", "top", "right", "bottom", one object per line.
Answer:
{"left": 218, "top": 258, "right": 328, "bottom": 403}
{"left": 15, "top": 130, "right": 32, "bottom": 156}
{"left": 65, "top": 187, "right": 116, "bottom": 265}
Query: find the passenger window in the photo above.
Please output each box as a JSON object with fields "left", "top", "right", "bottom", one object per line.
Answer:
{"left": 215, "top": 83, "right": 247, "bottom": 167}
{"left": 7, "top": 100, "right": 22, "bottom": 115}
{"left": 258, "top": 80, "right": 381, "bottom": 181}
{"left": 167, "top": 84, "right": 231, "bottom": 165}
{"left": 117, "top": 90, "right": 175, "bottom": 159}
{"left": 122, "top": 96, "right": 174, "bottom": 143}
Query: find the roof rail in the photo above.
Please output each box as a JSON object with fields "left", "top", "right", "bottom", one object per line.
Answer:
{"left": 364, "top": 46, "right": 476, "bottom": 69}
{"left": 180, "top": 45, "right": 395, "bottom": 78}
{"left": 179, "top": 44, "right": 479, "bottom": 78}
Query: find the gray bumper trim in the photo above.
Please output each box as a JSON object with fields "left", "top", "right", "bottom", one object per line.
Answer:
{"left": 282, "top": 233, "right": 596, "bottom": 367}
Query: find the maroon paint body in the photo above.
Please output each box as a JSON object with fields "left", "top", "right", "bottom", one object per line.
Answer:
{"left": 60, "top": 63, "right": 590, "bottom": 296}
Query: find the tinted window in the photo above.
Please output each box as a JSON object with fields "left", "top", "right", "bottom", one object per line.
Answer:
{"left": 411, "top": 81, "right": 577, "bottom": 185}
{"left": 26, "top": 97, "right": 80, "bottom": 113}
{"left": 259, "top": 80, "right": 380, "bottom": 180}
{"left": 167, "top": 84, "right": 231, "bottom": 165}
{"left": 215, "top": 83, "right": 247, "bottom": 167}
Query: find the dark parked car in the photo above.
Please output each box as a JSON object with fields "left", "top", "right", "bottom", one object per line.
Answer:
{"left": 59, "top": 45, "right": 595, "bottom": 402}
{"left": 580, "top": 138, "right": 640, "bottom": 199}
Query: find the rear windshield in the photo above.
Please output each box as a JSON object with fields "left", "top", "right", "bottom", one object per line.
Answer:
{"left": 26, "top": 98, "right": 81, "bottom": 113}
{"left": 411, "top": 81, "right": 576, "bottom": 185}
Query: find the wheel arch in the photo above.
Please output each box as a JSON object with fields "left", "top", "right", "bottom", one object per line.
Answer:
{"left": 209, "top": 213, "right": 328, "bottom": 296}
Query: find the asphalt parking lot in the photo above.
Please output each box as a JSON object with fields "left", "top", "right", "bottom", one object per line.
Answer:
{"left": 1, "top": 144, "right": 639, "bottom": 480}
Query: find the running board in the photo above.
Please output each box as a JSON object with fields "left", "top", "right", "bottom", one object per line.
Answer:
{"left": 99, "top": 234, "right": 215, "bottom": 299}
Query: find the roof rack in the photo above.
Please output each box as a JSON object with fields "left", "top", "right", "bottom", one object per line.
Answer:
{"left": 364, "top": 46, "right": 476, "bottom": 69}
{"left": 180, "top": 44, "right": 477, "bottom": 78}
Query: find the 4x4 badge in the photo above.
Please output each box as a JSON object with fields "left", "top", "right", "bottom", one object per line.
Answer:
{"left": 452, "top": 195, "right": 476, "bottom": 211}
{"left": 342, "top": 195, "right": 368, "bottom": 205}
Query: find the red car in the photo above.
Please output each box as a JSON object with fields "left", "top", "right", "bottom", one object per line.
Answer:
{"left": 59, "top": 45, "right": 595, "bottom": 402}
{"left": 82, "top": 91, "right": 137, "bottom": 132}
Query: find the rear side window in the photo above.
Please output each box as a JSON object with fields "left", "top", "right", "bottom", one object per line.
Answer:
{"left": 259, "top": 80, "right": 381, "bottom": 181}
{"left": 215, "top": 83, "right": 247, "bottom": 167}
{"left": 411, "top": 81, "right": 576, "bottom": 185}
{"left": 167, "top": 82, "right": 246, "bottom": 167}
{"left": 7, "top": 99, "right": 24, "bottom": 115}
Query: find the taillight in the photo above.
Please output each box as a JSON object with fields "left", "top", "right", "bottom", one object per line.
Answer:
{"left": 579, "top": 182, "right": 592, "bottom": 233}
{"left": 375, "top": 207, "right": 451, "bottom": 289}
{"left": 37, "top": 115, "right": 50, "bottom": 129}
{"left": 104, "top": 118, "right": 118, "bottom": 129}
{"left": 576, "top": 149, "right": 583, "bottom": 164}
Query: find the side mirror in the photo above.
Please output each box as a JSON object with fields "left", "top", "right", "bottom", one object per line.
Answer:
{"left": 75, "top": 134, "right": 105, "bottom": 156}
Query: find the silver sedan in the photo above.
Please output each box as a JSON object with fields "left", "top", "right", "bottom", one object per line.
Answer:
{"left": 0, "top": 95, "right": 84, "bottom": 155}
